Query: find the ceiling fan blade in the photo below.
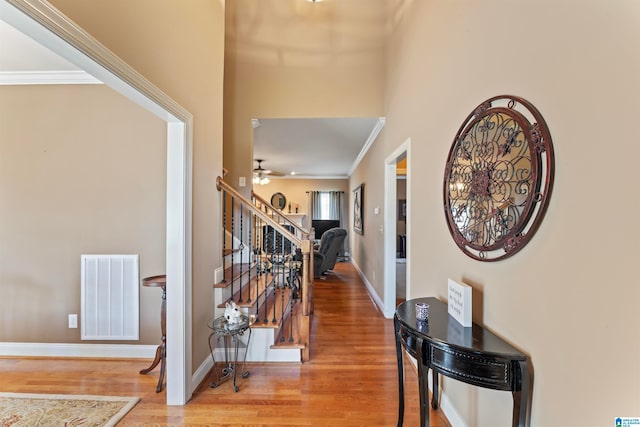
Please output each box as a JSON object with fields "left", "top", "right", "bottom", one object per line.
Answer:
{"left": 253, "top": 159, "right": 285, "bottom": 176}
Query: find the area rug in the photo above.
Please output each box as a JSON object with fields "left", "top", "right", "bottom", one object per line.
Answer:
{"left": 0, "top": 392, "right": 139, "bottom": 427}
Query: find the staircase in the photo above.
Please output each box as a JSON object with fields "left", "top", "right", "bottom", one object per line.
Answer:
{"left": 215, "top": 177, "right": 314, "bottom": 362}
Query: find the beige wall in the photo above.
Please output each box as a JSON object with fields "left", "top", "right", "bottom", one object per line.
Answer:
{"left": 253, "top": 177, "right": 349, "bottom": 226}
{"left": 224, "top": 0, "right": 386, "bottom": 196}
{"left": 350, "top": 0, "right": 640, "bottom": 425}
{"left": 48, "top": 0, "right": 225, "bottom": 369}
{"left": 0, "top": 85, "right": 165, "bottom": 344}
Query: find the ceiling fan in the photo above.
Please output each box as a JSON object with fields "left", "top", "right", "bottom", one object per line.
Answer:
{"left": 253, "top": 159, "right": 284, "bottom": 185}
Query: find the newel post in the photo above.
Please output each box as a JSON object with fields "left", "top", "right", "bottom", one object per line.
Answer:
{"left": 301, "top": 239, "right": 311, "bottom": 316}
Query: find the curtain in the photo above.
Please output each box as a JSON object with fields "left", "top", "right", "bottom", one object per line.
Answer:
{"left": 308, "top": 191, "right": 348, "bottom": 256}
{"left": 309, "top": 191, "right": 343, "bottom": 221}
{"left": 328, "top": 191, "right": 341, "bottom": 222}
{"left": 310, "top": 191, "right": 323, "bottom": 220}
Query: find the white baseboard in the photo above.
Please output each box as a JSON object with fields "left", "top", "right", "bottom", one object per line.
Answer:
{"left": 191, "top": 352, "right": 214, "bottom": 394}
{"left": 0, "top": 342, "right": 157, "bottom": 358}
{"left": 350, "top": 259, "right": 386, "bottom": 313}
{"left": 439, "top": 391, "right": 466, "bottom": 427}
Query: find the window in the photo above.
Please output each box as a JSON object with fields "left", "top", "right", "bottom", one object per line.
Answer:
{"left": 318, "top": 192, "right": 334, "bottom": 220}
{"left": 310, "top": 191, "right": 341, "bottom": 221}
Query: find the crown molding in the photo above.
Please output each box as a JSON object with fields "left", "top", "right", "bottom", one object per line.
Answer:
{"left": 348, "top": 117, "right": 386, "bottom": 176}
{"left": 0, "top": 70, "right": 102, "bottom": 85}
{"left": 266, "top": 174, "right": 349, "bottom": 180}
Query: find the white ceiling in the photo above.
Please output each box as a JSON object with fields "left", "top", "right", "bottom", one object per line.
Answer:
{"left": 253, "top": 117, "right": 382, "bottom": 178}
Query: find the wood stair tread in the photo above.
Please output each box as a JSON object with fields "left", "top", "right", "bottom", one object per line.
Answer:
{"left": 213, "top": 263, "right": 253, "bottom": 288}
{"left": 217, "top": 272, "right": 273, "bottom": 308}
{"left": 271, "top": 300, "right": 305, "bottom": 349}
{"left": 250, "top": 287, "right": 297, "bottom": 329}
{"left": 222, "top": 247, "right": 244, "bottom": 257}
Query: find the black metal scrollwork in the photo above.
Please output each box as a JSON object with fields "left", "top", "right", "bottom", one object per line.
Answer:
{"left": 444, "top": 95, "right": 554, "bottom": 261}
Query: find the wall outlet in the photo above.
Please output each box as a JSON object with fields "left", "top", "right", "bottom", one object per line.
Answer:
{"left": 68, "top": 314, "right": 78, "bottom": 329}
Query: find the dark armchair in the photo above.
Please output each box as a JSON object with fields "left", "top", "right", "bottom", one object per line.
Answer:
{"left": 313, "top": 228, "right": 347, "bottom": 278}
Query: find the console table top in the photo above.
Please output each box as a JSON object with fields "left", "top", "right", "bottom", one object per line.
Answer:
{"left": 396, "top": 297, "right": 526, "bottom": 360}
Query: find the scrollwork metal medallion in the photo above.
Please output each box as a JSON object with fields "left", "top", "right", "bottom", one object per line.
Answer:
{"left": 443, "top": 95, "right": 554, "bottom": 261}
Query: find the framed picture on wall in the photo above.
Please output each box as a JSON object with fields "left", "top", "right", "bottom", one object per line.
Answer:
{"left": 353, "top": 183, "right": 364, "bottom": 235}
{"left": 398, "top": 199, "right": 406, "bottom": 221}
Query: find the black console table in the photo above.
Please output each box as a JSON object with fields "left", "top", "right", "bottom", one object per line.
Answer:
{"left": 394, "top": 297, "right": 531, "bottom": 427}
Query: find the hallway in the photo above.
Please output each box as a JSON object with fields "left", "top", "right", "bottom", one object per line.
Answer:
{"left": 0, "top": 261, "right": 449, "bottom": 426}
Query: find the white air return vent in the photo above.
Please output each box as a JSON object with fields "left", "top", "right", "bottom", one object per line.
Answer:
{"left": 81, "top": 255, "right": 139, "bottom": 340}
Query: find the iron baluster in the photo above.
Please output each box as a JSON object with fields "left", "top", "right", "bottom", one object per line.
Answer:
{"left": 247, "top": 209, "right": 252, "bottom": 303}
{"left": 289, "top": 292, "right": 294, "bottom": 343}
{"left": 230, "top": 196, "right": 235, "bottom": 299}
{"left": 239, "top": 204, "right": 244, "bottom": 303}
{"left": 222, "top": 190, "right": 227, "bottom": 283}
{"left": 280, "top": 230, "right": 286, "bottom": 334}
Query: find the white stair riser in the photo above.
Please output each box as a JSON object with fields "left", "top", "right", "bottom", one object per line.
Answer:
{"left": 209, "top": 328, "right": 299, "bottom": 363}
{"left": 211, "top": 295, "right": 300, "bottom": 363}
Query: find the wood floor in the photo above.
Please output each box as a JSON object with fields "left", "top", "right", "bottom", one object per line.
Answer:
{"left": 0, "top": 261, "right": 450, "bottom": 426}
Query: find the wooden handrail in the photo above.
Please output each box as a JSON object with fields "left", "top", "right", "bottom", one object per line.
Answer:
{"left": 251, "top": 191, "right": 310, "bottom": 237}
{"left": 217, "top": 177, "right": 304, "bottom": 248}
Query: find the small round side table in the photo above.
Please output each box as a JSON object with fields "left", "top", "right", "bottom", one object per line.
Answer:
{"left": 208, "top": 314, "right": 252, "bottom": 392}
{"left": 139, "top": 274, "right": 166, "bottom": 393}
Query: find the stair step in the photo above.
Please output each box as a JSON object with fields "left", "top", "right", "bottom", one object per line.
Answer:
{"left": 252, "top": 287, "right": 297, "bottom": 329}
{"left": 214, "top": 263, "right": 253, "bottom": 289}
{"left": 271, "top": 302, "right": 305, "bottom": 349}
{"left": 222, "top": 247, "right": 244, "bottom": 257}
{"left": 217, "top": 272, "right": 274, "bottom": 309}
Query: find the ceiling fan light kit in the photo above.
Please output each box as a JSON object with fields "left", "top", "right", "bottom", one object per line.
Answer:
{"left": 253, "top": 174, "right": 270, "bottom": 185}
{"left": 253, "top": 159, "right": 284, "bottom": 185}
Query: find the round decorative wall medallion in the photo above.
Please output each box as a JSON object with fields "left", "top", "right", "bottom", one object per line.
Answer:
{"left": 443, "top": 95, "right": 555, "bottom": 261}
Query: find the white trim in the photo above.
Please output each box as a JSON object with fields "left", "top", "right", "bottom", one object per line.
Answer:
{"left": 0, "top": 342, "right": 156, "bottom": 358}
{"left": 348, "top": 117, "right": 386, "bottom": 176}
{"left": 0, "top": 70, "right": 102, "bottom": 85}
{"left": 166, "top": 120, "right": 192, "bottom": 405}
{"left": 1, "top": 0, "right": 193, "bottom": 406}
{"left": 351, "top": 259, "right": 385, "bottom": 312}
{"left": 191, "top": 353, "right": 214, "bottom": 395}
{"left": 440, "top": 391, "right": 467, "bottom": 427}
{"left": 382, "top": 138, "right": 411, "bottom": 318}
{"left": 268, "top": 175, "right": 349, "bottom": 180}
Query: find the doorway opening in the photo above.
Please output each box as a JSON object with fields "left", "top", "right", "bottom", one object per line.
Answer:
{"left": 0, "top": 1, "right": 193, "bottom": 405}
{"left": 382, "top": 138, "right": 411, "bottom": 318}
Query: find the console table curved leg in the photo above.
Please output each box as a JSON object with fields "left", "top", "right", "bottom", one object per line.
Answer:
{"left": 139, "top": 343, "right": 163, "bottom": 374}
{"left": 416, "top": 337, "right": 430, "bottom": 427}
{"left": 512, "top": 359, "right": 532, "bottom": 427}
{"left": 139, "top": 338, "right": 166, "bottom": 393}
{"left": 431, "top": 369, "right": 439, "bottom": 409}
{"left": 394, "top": 317, "right": 405, "bottom": 427}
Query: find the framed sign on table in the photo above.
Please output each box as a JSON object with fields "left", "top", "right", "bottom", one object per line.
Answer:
{"left": 353, "top": 183, "right": 364, "bottom": 235}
